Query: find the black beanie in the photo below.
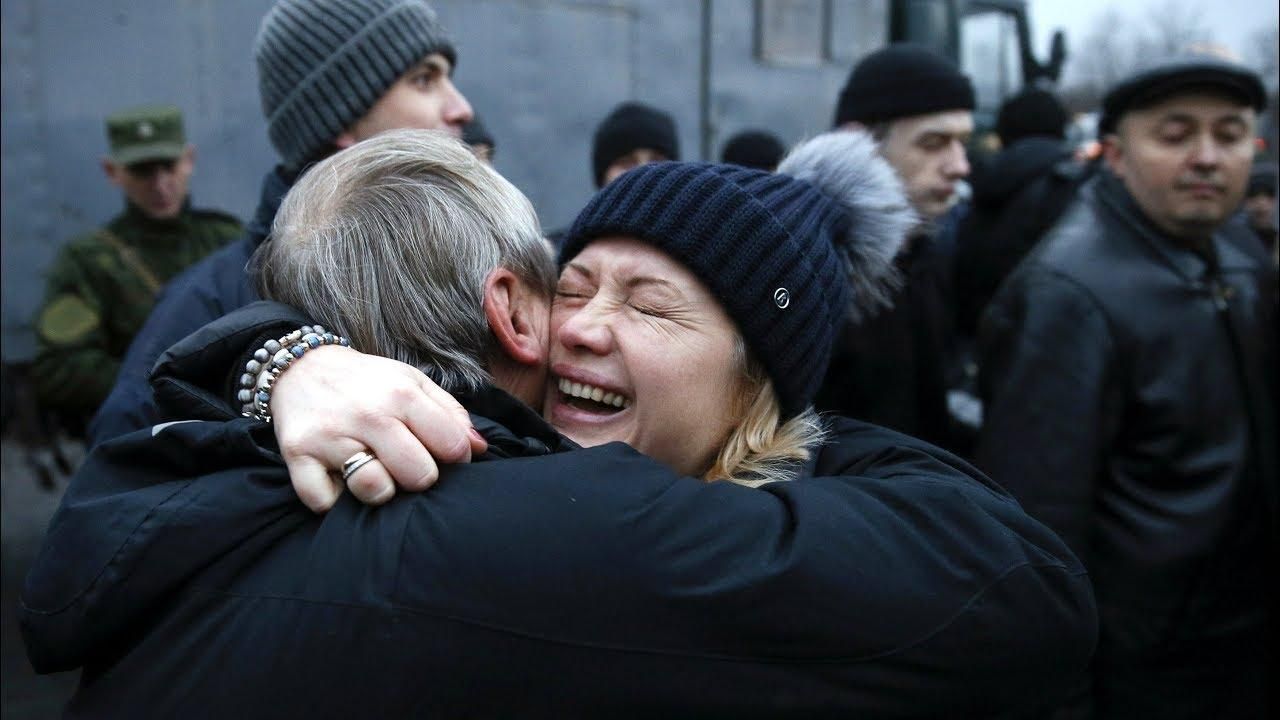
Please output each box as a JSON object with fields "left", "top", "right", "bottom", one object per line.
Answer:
{"left": 462, "top": 113, "right": 494, "bottom": 149}
{"left": 833, "top": 43, "right": 975, "bottom": 127}
{"left": 562, "top": 131, "right": 915, "bottom": 418}
{"left": 1249, "top": 161, "right": 1278, "bottom": 197}
{"left": 996, "top": 87, "right": 1068, "bottom": 145}
{"left": 591, "top": 102, "right": 680, "bottom": 187}
{"left": 721, "top": 130, "right": 787, "bottom": 171}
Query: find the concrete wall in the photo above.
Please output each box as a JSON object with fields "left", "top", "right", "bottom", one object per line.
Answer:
{"left": 1, "top": 0, "right": 887, "bottom": 361}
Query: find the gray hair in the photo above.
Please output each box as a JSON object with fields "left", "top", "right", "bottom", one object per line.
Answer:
{"left": 253, "top": 128, "right": 556, "bottom": 393}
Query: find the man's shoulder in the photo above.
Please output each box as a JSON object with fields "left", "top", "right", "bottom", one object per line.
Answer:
{"left": 815, "top": 416, "right": 998, "bottom": 490}
{"left": 1031, "top": 195, "right": 1107, "bottom": 267}
{"left": 188, "top": 207, "right": 245, "bottom": 235}
{"left": 57, "top": 225, "right": 118, "bottom": 255}
{"left": 44, "top": 227, "right": 131, "bottom": 279}
{"left": 164, "top": 234, "right": 258, "bottom": 292}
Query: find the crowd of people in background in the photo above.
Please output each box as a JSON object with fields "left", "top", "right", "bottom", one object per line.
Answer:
{"left": 11, "top": 0, "right": 1278, "bottom": 717}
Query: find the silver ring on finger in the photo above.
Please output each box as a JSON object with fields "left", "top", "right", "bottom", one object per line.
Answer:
{"left": 341, "top": 450, "right": 378, "bottom": 482}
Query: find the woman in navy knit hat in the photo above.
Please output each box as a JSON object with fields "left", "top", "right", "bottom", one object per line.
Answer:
{"left": 551, "top": 130, "right": 914, "bottom": 482}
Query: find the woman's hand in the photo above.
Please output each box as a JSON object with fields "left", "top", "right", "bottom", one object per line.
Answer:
{"left": 269, "top": 346, "right": 487, "bottom": 512}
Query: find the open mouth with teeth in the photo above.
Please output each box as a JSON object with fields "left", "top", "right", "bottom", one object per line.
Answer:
{"left": 558, "top": 377, "right": 631, "bottom": 414}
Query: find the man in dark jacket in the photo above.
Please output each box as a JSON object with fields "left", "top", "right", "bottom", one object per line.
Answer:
{"left": 953, "top": 87, "right": 1087, "bottom": 338}
{"left": 977, "top": 55, "right": 1277, "bottom": 719}
{"left": 32, "top": 104, "right": 242, "bottom": 434}
{"left": 23, "top": 129, "right": 1096, "bottom": 718}
{"left": 1243, "top": 158, "right": 1277, "bottom": 259}
{"left": 820, "top": 44, "right": 974, "bottom": 451}
{"left": 85, "top": 0, "right": 473, "bottom": 447}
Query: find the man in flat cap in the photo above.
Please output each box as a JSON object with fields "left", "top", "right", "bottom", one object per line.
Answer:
{"left": 822, "top": 43, "right": 976, "bottom": 453}
{"left": 31, "top": 104, "right": 242, "bottom": 435}
{"left": 976, "top": 53, "right": 1276, "bottom": 718}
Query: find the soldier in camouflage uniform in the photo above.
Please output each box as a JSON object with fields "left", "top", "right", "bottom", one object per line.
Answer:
{"left": 32, "top": 105, "right": 242, "bottom": 434}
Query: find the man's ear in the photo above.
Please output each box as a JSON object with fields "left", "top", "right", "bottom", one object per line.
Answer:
{"left": 102, "top": 158, "right": 124, "bottom": 187}
{"left": 484, "top": 268, "right": 543, "bottom": 366}
{"left": 1101, "top": 134, "right": 1124, "bottom": 177}
{"left": 333, "top": 131, "right": 357, "bottom": 151}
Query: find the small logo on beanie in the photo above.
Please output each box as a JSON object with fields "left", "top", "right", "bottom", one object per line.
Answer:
{"left": 136, "top": 121, "right": 154, "bottom": 139}
{"left": 774, "top": 288, "right": 790, "bottom": 309}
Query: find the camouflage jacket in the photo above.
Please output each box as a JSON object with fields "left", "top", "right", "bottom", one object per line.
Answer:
{"left": 33, "top": 200, "right": 242, "bottom": 430}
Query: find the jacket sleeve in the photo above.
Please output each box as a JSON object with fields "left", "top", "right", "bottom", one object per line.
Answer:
{"left": 19, "top": 419, "right": 299, "bottom": 674}
{"left": 19, "top": 412, "right": 1094, "bottom": 717}
{"left": 976, "top": 263, "right": 1120, "bottom": 567}
{"left": 32, "top": 244, "right": 121, "bottom": 419}
{"left": 86, "top": 238, "right": 262, "bottom": 446}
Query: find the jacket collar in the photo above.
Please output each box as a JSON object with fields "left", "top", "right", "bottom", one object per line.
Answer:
{"left": 1093, "top": 170, "right": 1254, "bottom": 281}
{"left": 245, "top": 166, "right": 297, "bottom": 249}
{"left": 459, "top": 384, "right": 578, "bottom": 460}
{"left": 118, "top": 197, "right": 193, "bottom": 233}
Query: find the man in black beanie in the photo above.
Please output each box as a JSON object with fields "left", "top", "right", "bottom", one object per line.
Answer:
{"left": 89, "top": 0, "right": 474, "bottom": 447}
{"left": 816, "top": 43, "right": 975, "bottom": 452}
{"left": 463, "top": 113, "right": 496, "bottom": 165}
{"left": 544, "top": 101, "right": 681, "bottom": 248}
{"left": 1243, "top": 159, "right": 1277, "bottom": 258}
{"left": 994, "top": 86, "right": 1069, "bottom": 146}
{"left": 591, "top": 101, "right": 679, "bottom": 187}
{"left": 720, "top": 129, "right": 786, "bottom": 171}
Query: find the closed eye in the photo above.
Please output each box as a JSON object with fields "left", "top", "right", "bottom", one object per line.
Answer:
{"left": 633, "top": 305, "right": 666, "bottom": 318}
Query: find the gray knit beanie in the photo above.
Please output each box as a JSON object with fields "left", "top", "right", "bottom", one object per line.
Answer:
{"left": 255, "top": 0, "right": 457, "bottom": 169}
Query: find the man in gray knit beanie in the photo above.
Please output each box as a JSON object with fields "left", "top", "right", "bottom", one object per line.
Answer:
{"left": 88, "top": 0, "right": 473, "bottom": 447}
{"left": 256, "top": 0, "right": 472, "bottom": 170}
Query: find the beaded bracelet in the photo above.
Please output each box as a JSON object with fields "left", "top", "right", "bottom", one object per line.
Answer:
{"left": 237, "top": 324, "right": 351, "bottom": 422}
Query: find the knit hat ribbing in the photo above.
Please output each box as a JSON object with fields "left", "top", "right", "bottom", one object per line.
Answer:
{"left": 591, "top": 102, "right": 680, "bottom": 187}
{"left": 833, "top": 43, "right": 975, "bottom": 127}
{"left": 255, "top": 0, "right": 456, "bottom": 169}
{"left": 561, "top": 131, "right": 914, "bottom": 418}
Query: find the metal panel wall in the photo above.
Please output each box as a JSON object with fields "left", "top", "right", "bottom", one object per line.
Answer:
{"left": 706, "top": 0, "right": 887, "bottom": 157}
{"left": 1, "top": 0, "right": 882, "bottom": 361}
{"left": 2, "top": 0, "right": 275, "bottom": 361}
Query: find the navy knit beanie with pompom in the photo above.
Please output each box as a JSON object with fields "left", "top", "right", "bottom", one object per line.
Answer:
{"left": 560, "top": 130, "right": 915, "bottom": 418}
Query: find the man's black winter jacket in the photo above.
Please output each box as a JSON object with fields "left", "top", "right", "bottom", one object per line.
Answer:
{"left": 977, "top": 171, "right": 1278, "bottom": 718}
{"left": 23, "top": 303, "right": 1097, "bottom": 718}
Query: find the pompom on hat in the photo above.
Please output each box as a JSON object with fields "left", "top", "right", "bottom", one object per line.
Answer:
{"left": 561, "top": 130, "right": 915, "bottom": 418}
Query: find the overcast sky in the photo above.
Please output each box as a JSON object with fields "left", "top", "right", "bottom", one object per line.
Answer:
{"left": 1028, "top": 0, "right": 1278, "bottom": 81}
